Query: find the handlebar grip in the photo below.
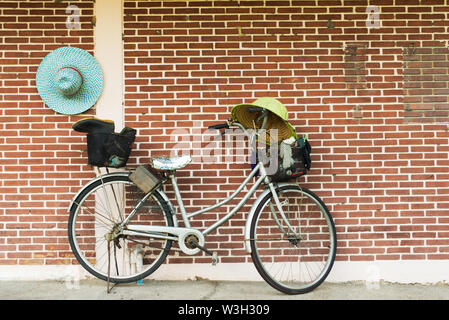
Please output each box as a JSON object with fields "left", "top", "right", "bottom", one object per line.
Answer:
{"left": 208, "top": 123, "right": 229, "bottom": 130}
{"left": 247, "top": 106, "right": 263, "bottom": 113}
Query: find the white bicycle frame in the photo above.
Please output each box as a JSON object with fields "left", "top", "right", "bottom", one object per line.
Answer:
{"left": 119, "top": 160, "right": 299, "bottom": 254}
{"left": 117, "top": 123, "right": 300, "bottom": 255}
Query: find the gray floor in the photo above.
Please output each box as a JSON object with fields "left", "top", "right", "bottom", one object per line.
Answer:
{"left": 1, "top": 279, "right": 448, "bottom": 300}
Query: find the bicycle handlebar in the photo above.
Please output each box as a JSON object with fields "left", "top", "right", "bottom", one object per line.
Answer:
{"left": 208, "top": 121, "right": 267, "bottom": 151}
{"left": 208, "top": 123, "right": 230, "bottom": 131}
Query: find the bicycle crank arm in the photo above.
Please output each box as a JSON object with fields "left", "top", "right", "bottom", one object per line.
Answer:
{"left": 189, "top": 240, "right": 218, "bottom": 266}
{"left": 188, "top": 239, "right": 213, "bottom": 255}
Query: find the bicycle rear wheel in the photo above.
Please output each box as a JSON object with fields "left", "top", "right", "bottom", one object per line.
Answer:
{"left": 68, "top": 173, "right": 173, "bottom": 283}
{"left": 250, "top": 185, "right": 336, "bottom": 294}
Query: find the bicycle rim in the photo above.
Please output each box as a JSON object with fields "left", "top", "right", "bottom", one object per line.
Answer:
{"left": 68, "top": 175, "right": 173, "bottom": 283}
{"left": 250, "top": 186, "right": 336, "bottom": 294}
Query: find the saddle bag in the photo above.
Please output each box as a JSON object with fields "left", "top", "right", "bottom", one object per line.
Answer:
{"left": 270, "top": 135, "right": 311, "bottom": 182}
{"left": 86, "top": 129, "right": 136, "bottom": 168}
{"left": 73, "top": 118, "right": 136, "bottom": 168}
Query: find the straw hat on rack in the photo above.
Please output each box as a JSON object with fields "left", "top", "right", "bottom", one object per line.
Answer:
{"left": 231, "top": 97, "right": 297, "bottom": 144}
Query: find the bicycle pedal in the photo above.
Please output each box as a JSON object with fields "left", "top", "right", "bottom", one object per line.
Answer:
{"left": 211, "top": 251, "right": 218, "bottom": 266}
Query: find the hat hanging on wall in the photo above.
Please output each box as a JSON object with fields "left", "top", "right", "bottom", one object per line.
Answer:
{"left": 36, "top": 46, "right": 103, "bottom": 115}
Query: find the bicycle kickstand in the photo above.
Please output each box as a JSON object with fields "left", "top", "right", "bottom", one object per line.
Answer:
{"left": 106, "top": 240, "right": 117, "bottom": 294}
{"left": 107, "top": 240, "right": 112, "bottom": 293}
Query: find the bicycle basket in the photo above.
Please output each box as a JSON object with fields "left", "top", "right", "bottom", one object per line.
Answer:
{"left": 73, "top": 118, "right": 136, "bottom": 168}
{"left": 269, "top": 135, "right": 311, "bottom": 182}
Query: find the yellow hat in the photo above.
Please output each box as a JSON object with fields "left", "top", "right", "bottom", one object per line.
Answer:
{"left": 231, "top": 97, "right": 296, "bottom": 144}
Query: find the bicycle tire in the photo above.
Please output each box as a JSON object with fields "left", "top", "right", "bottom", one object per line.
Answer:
{"left": 250, "top": 185, "right": 337, "bottom": 294}
{"left": 68, "top": 173, "right": 173, "bottom": 283}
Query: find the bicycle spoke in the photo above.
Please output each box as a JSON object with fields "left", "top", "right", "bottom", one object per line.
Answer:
{"left": 74, "top": 200, "right": 116, "bottom": 226}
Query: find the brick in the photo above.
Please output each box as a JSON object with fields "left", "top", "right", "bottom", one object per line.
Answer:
{"left": 2, "top": 0, "right": 449, "bottom": 269}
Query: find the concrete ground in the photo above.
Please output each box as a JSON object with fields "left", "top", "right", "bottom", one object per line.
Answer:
{"left": 1, "top": 279, "right": 447, "bottom": 318}
{"left": 1, "top": 279, "right": 448, "bottom": 300}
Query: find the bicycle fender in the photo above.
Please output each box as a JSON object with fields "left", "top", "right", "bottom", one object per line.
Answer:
{"left": 244, "top": 182, "right": 298, "bottom": 253}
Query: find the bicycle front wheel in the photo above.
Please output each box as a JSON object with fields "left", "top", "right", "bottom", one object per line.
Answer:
{"left": 68, "top": 173, "right": 174, "bottom": 283}
{"left": 250, "top": 185, "right": 336, "bottom": 294}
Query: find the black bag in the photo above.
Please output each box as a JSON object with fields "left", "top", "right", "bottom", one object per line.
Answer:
{"left": 270, "top": 135, "right": 311, "bottom": 182}
{"left": 73, "top": 118, "right": 136, "bottom": 168}
{"left": 86, "top": 129, "right": 136, "bottom": 168}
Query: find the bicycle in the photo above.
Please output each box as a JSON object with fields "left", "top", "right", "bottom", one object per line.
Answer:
{"left": 67, "top": 110, "right": 337, "bottom": 295}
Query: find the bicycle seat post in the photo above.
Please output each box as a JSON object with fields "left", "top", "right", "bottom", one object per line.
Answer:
{"left": 169, "top": 172, "right": 191, "bottom": 228}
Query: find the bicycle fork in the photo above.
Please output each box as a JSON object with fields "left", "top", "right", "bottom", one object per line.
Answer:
{"left": 266, "top": 181, "right": 299, "bottom": 237}
{"left": 243, "top": 182, "right": 302, "bottom": 253}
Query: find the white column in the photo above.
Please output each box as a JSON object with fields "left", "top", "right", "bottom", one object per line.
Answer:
{"left": 94, "top": 0, "right": 124, "bottom": 131}
{"left": 92, "top": 0, "right": 125, "bottom": 272}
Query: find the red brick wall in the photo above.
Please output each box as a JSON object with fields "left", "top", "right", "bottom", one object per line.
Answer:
{"left": 2, "top": 0, "right": 449, "bottom": 269}
{"left": 123, "top": 0, "right": 449, "bottom": 264}
{"left": 0, "top": 0, "right": 95, "bottom": 265}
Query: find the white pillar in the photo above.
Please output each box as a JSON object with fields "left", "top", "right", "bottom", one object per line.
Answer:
{"left": 92, "top": 0, "right": 125, "bottom": 271}
{"left": 94, "top": 0, "right": 124, "bottom": 131}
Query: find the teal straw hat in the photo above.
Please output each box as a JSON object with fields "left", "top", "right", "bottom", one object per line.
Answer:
{"left": 36, "top": 46, "right": 103, "bottom": 115}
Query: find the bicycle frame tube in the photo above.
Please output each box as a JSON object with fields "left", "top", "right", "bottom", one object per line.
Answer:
{"left": 186, "top": 162, "right": 262, "bottom": 219}
{"left": 170, "top": 161, "right": 267, "bottom": 236}
{"left": 203, "top": 172, "right": 265, "bottom": 235}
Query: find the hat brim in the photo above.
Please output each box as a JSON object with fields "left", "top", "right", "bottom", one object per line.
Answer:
{"left": 36, "top": 47, "right": 103, "bottom": 115}
{"left": 232, "top": 100, "right": 289, "bottom": 121}
{"left": 231, "top": 103, "right": 296, "bottom": 143}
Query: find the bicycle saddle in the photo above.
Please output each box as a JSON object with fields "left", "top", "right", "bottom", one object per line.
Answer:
{"left": 150, "top": 155, "right": 192, "bottom": 171}
{"left": 72, "top": 117, "right": 115, "bottom": 134}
